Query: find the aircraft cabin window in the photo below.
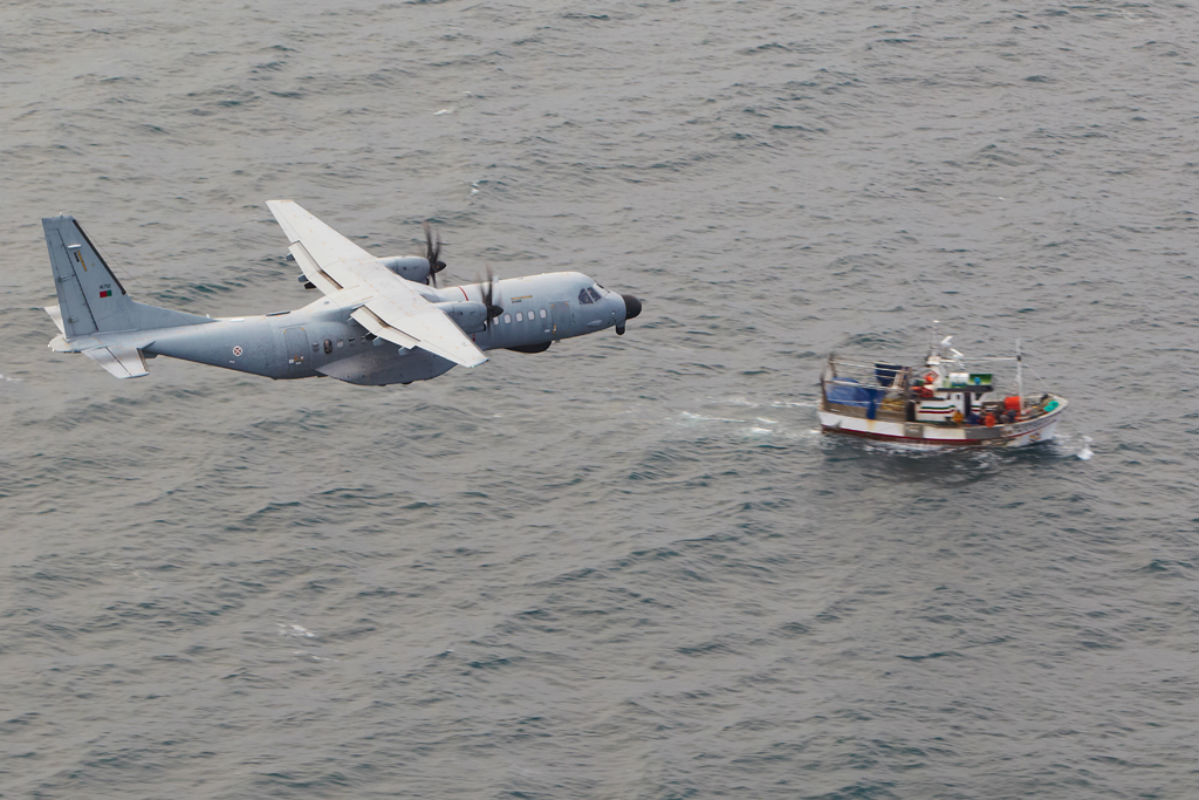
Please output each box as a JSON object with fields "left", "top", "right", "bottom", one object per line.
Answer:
{"left": 504, "top": 314, "right": 511, "bottom": 324}
{"left": 540, "top": 309, "right": 547, "bottom": 319}
{"left": 323, "top": 339, "right": 333, "bottom": 354}
{"left": 516, "top": 312, "right": 523, "bottom": 322}
{"left": 311, "top": 343, "right": 319, "bottom": 353}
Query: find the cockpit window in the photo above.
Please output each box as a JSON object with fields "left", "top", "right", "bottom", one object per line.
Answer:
{"left": 578, "top": 286, "right": 602, "bottom": 304}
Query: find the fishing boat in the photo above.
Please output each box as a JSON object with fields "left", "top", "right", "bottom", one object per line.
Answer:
{"left": 818, "top": 334, "right": 1067, "bottom": 449}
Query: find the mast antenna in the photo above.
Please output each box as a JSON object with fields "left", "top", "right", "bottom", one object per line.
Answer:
{"left": 1016, "top": 339, "right": 1025, "bottom": 415}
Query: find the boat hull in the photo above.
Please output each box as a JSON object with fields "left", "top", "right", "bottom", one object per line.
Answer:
{"left": 819, "top": 402, "right": 1066, "bottom": 450}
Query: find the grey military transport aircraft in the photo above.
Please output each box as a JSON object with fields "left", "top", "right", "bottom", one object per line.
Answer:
{"left": 42, "top": 201, "right": 642, "bottom": 385}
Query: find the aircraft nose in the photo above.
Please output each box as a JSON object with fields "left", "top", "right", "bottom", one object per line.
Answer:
{"left": 622, "top": 294, "right": 642, "bottom": 320}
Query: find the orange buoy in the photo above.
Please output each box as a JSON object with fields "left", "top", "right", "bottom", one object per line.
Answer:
{"left": 1003, "top": 396, "right": 1021, "bottom": 412}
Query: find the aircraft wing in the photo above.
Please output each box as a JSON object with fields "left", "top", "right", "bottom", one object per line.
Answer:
{"left": 266, "top": 200, "right": 486, "bottom": 368}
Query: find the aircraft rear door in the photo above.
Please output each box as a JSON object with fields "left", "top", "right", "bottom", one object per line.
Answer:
{"left": 549, "top": 302, "right": 572, "bottom": 340}
{"left": 283, "top": 327, "right": 310, "bottom": 369}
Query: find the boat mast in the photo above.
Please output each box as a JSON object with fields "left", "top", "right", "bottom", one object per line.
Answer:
{"left": 1016, "top": 339, "right": 1024, "bottom": 414}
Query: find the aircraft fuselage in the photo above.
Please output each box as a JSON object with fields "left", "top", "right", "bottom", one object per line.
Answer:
{"left": 42, "top": 208, "right": 642, "bottom": 386}
{"left": 142, "top": 271, "right": 634, "bottom": 385}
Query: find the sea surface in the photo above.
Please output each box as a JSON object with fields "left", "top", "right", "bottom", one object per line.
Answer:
{"left": 0, "top": 2, "right": 1195, "bottom": 798}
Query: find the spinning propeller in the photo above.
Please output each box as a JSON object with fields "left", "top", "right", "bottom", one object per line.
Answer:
{"left": 423, "top": 222, "right": 448, "bottom": 286}
{"left": 481, "top": 267, "right": 503, "bottom": 330}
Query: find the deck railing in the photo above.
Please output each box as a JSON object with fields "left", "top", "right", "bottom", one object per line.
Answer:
{"left": 820, "top": 357, "right": 911, "bottom": 420}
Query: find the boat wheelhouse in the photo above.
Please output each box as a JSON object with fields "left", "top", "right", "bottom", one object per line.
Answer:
{"left": 818, "top": 337, "right": 1067, "bottom": 449}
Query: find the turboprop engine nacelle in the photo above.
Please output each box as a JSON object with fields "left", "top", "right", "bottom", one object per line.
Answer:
{"left": 378, "top": 256, "right": 432, "bottom": 283}
{"left": 435, "top": 300, "right": 490, "bottom": 333}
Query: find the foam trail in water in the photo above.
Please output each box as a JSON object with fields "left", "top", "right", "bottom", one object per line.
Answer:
{"left": 679, "top": 411, "right": 747, "bottom": 424}
{"left": 1077, "top": 435, "right": 1093, "bottom": 461}
{"left": 279, "top": 622, "right": 317, "bottom": 639}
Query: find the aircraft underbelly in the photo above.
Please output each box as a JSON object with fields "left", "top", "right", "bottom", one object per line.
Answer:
{"left": 318, "top": 347, "right": 455, "bottom": 385}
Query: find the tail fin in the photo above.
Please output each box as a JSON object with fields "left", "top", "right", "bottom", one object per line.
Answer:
{"left": 43, "top": 215, "right": 138, "bottom": 337}
{"left": 43, "top": 215, "right": 209, "bottom": 340}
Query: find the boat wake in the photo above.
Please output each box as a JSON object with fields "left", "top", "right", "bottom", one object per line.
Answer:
{"left": 675, "top": 402, "right": 818, "bottom": 443}
{"left": 1077, "top": 435, "right": 1094, "bottom": 461}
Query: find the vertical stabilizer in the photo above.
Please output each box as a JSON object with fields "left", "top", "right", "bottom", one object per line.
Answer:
{"left": 43, "top": 215, "right": 137, "bottom": 337}
{"left": 43, "top": 215, "right": 211, "bottom": 342}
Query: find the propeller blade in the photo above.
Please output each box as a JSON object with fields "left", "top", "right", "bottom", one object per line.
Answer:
{"left": 423, "top": 221, "right": 446, "bottom": 287}
{"left": 481, "top": 267, "right": 503, "bottom": 330}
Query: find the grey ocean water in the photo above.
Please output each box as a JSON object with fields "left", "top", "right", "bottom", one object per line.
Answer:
{"left": 1, "top": 1, "right": 1195, "bottom": 798}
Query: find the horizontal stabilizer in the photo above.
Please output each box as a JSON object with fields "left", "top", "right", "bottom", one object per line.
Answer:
{"left": 83, "top": 345, "right": 148, "bottom": 379}
{"left": 44, "top": 305, "right": 65, "bottom": 335}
